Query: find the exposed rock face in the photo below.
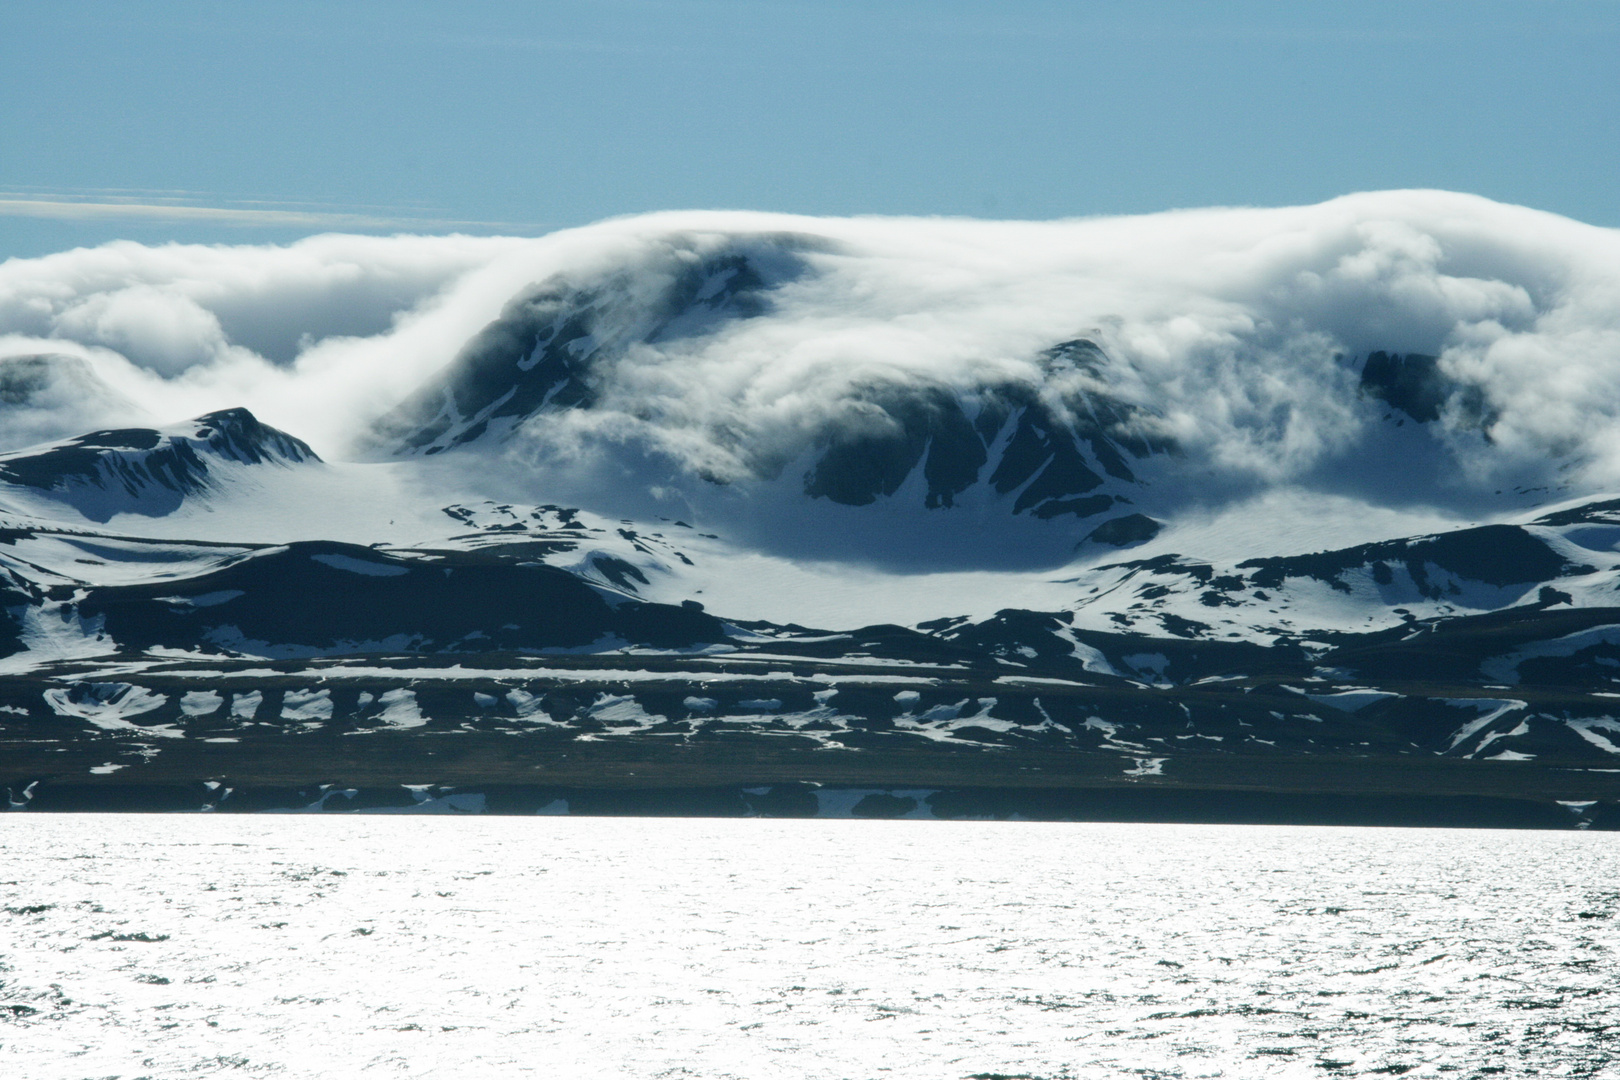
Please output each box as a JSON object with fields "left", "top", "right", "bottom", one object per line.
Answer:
{"left": 801, "top": 341, "right": 1164, "bottom": 518}
{"left": 1360, "top": 351, "right": 1448, "bottom": 422}
{"left": 0, "top": 408, "right": 319, "bottom": 521}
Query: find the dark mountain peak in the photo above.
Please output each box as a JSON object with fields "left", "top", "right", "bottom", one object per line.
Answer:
{"left": 0, "top": 353, "right": 98, "bottom": 405}
{"left": 368, "top": 234, "right": 820, "bottom": 457}
{"left": 0, "top": 408, "right": 319, "bottom": 522}
{"left": 1040, "top": 337, "right": 1108, "bottom": 375}
{"left": 1361, "top": 351, "right": 1446, "bottom": 422}
{"left": 188, "top": 407, "right": 320, "bottom": 466}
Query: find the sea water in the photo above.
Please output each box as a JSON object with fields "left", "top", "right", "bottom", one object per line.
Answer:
{"left": 1, "top": 817, "right": 1615, "bottom": 1079}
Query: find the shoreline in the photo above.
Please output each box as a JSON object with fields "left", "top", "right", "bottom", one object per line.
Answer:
{"left": 7, "top": 735, "right": 1619, "bottom": 828}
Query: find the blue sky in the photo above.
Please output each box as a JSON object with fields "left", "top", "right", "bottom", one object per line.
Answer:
{"left": 2, "top": 0, "right": 1616, "bottom": 258}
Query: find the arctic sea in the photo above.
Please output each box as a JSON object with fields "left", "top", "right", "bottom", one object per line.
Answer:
{"left": 1, "top": 818, "right": 1615, "bottom": 1080}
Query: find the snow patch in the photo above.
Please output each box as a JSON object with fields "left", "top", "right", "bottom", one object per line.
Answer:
{"left": 43, "top": 682, "right": 178, "bottom": 736}
{"left": 374, "top": 688, "right": 427, "bottom": 730}
{"left": 281, "top": 688, "right": 333, "bottom": 722}
{"left": 179, "top": 689, "right": 223, "bottom": 716}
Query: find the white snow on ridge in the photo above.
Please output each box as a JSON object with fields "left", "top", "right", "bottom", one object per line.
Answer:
{"left": 1, "top": 434, "right": 1615, "bottom": 647}
{"left": 1479, "top": 627, "right": 1620, "bottom": 685}
{"left": 1104, "top": 489, "right": 1469, "bottom": 569}
{"left": 891, "top": 696, "right": 1013, "bottom": 742}
{"left": 1566, "top": 717, "right": 1620, "bottom": 756}
{"left": 1473, "top": 719, "right": 1531, "bottom": 758}
{"left": 577, "top": 693, "right": 667, "bottom": 737}
{"left": 1303, "top": 689, "right": 1403, "bottom": 712}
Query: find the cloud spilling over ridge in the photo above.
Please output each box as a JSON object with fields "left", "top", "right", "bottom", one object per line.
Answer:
{"left": 0, "top": 232, "right": 531, "bottom": 452}
{"left": 2, "top": 191, "right": 1618, "bottom": 506}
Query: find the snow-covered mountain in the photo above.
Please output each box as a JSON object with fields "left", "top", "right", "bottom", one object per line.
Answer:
{"left": 365, "top": 237, "right": 1169, "bottom": 539}
{"left": 4, "top": 194, "right": 1620, "bottom": 819}
{"left": 0, "top": 408, "right": 318, "bottom": 523}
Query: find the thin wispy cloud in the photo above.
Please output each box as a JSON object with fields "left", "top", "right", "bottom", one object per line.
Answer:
{"left": 0, "top": 192, "right": 535, "bottom": 232}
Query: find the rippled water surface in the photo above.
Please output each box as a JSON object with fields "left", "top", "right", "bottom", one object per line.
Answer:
{"left": 2, "top": 817, "right": 1617, "bottom": 1079}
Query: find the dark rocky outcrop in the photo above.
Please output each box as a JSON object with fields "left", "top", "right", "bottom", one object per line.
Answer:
{"left": 1085, "top": 513, "right": 1162, "bottom": 547}
{"left": 73, "top": 540, "right": 726, "bottom": 656}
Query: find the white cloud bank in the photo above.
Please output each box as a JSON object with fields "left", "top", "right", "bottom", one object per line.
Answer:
{"left": 1, "top": 190, "right": 1617, "bottom": 511}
